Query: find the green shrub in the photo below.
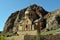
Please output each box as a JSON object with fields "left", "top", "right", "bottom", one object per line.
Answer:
{"left": 40, "top": 36, "right": 44, "bottom": 40}
{"left": 0, "top": 35, "right": 6, "bottom": 40}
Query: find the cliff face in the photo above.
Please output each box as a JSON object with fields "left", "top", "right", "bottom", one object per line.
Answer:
{"left": 45, "top": 9, "right": 60, "bottom": 31}
{"left": 3, "top": 4, "right": 60, "bottom": 33}
{"left": 3, "top": 11, "right": 19, "bottom": 32}
{"left": 3, "top": 4, "right": 48, "bottom": 33}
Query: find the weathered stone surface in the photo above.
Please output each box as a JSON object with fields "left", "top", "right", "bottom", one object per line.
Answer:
{"left": 3, "top": 4, "right": 60, "bottom": 40}
{"left": 3, "top": 4, "right": 48, "bottom": 33}
{"left": 3, "top": 4, "right": 60, "bottom": 33}
{"left": 45, "top": 9, "right": 60, "bottom": 31}
{"left": 41, "top": 34, "right": 60, "bottom": 40}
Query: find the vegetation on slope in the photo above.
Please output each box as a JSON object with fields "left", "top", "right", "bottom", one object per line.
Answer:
{"left": 0, "top": 35, "right": 6, "bottom": 40}
{"left": 41, "top": 28, "right": 60, "bottom": 35}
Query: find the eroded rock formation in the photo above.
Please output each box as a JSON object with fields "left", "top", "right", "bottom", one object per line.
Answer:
{"left": 45, "top": 9, "right": 60, "bottom": 31}
{"left": 3, "top": 4, "right": 60, "bottom": 34}
{"left": 3, "top": 4, "right": 48, "bottom": 33}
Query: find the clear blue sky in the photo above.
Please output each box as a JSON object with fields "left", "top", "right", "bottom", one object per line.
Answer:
{"left": 0, "top": 0, "right": 60, "bottom": 31}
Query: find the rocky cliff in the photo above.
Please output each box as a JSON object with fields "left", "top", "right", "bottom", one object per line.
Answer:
{"left": 44, "top": 9, "right": 60, "bottom": 31}
{"left": 3, "top": 4, "right": 60, "bottom": 34}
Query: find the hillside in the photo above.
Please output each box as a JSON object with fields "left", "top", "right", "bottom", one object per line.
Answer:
{"left": 3, "top": 4, "right": 48, "bottom": 33}
{"left": 2, "top": 4, "right": 60, "bottom": 40}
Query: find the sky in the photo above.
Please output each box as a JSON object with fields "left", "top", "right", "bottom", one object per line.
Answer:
{"left": 0, "top": 0, "right": 60, "bottom": 31}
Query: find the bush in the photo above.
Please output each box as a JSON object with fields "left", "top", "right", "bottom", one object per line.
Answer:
{"left": 40, "top": 36, "right": 44, "bottom": 40}
{"left": 0, "top": 35, "right": 6, "bottom": 40}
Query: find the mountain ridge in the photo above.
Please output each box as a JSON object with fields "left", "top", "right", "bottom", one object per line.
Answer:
{"left": 3, "top": 4, "right": 60, "bottom": 35}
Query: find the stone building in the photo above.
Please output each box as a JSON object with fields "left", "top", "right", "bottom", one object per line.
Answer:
{"left": 11, "top": 7, "right": 40, "bottom": 40}
{"left": 13, "top": 7, "right": 37, "bottom": 31}
{"left": 4, "top": 4, "right": 48, "bottom": 40}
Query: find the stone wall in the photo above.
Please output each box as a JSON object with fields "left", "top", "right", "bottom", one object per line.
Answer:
{"left": 17, "top": 30, "right": 37, "bottom": 35}
{"left": 6, "top": 30, "right": 37, "bottom": 40}
{"left": 6, "top": 36, "right": 24, "bottom": 40}
{"left": 24, "top": 35, "right": 36, "bottom": 40}
{"left": 41, "top": 34, "right": 60, "bottom": 40}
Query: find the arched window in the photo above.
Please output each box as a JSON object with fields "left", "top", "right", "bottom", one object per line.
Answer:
{"left": 26, "top": 25, "right": 28, "bottom": 28}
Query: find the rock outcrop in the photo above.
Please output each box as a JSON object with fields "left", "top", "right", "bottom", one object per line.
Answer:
{"left": 45, "top": 9, "right": 60, "bottom": 31}
{"left": 2, "top": 4, "right": 60, "bottom": 40}
{"left": 3, "top": 4, "right": 60, "bottom": 34}
{"left": 3, "top": 4, "right": 48, "bottom": 33}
